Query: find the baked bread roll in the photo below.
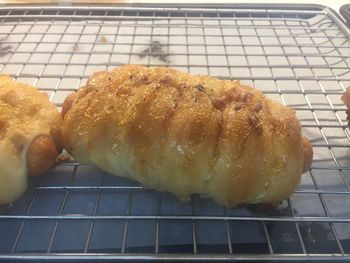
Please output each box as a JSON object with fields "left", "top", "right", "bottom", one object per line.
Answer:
{"left": 0, "top": 75, "right": 62, "bottom": 205}
{"left": 62, "top": 65, "right": 312, "bottom": 206}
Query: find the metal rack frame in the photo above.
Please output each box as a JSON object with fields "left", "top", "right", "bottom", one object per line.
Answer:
{"left": 1, "top": 4, "right": 350, "bottom": 261}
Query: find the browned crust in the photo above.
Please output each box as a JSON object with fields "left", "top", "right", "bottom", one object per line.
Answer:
{"left": 61, "top": 92, "right": 76, "bottom": 118}
{"left": 27, "top": 135, "right": 58, "bottom": 176}
{"left": 302, "top": 137, "right": 313, "bottom": 173}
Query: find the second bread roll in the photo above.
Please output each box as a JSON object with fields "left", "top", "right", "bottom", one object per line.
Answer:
{"left": 0, "top": 75, "right": 62, "bottom": 205}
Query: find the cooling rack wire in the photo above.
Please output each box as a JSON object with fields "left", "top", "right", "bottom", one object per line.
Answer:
{"left": 0, "top": 4, "right": 350, "bottom": 261}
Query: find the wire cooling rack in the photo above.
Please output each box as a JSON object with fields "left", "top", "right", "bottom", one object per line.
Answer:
{"left": 1, "top": 4, "right": 350, "bottom": 262}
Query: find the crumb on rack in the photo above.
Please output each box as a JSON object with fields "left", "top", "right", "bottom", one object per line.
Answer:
{"left": 57, "top": 151, "right": 73, "bottom": 162}
{"left": 72, "top": 43, "right": 80, "bottom": 52}
{"left": 100, "top": 36, "right": 107, "bottom": 43}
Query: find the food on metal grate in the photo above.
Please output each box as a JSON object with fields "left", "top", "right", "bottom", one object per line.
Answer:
{"left": 61, "top": 65, "right": 312, "bottom": 207}
{"left": 341, "top": 87, "right": 350, "bottom": 125}
{"left": 0, "top": 75, "right": 62, "bottom": 205}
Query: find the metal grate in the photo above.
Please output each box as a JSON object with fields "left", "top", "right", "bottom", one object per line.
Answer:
{"left": 1, "top": 4, "right": 350, "bottom": 261}
{"left": 340, "top": 4, "right": 350, "bottom": 27}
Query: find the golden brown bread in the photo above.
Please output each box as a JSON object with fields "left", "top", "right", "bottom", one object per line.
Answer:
{"left": 62, "top": 65, "right": 312, "bottom": 206}
{"left": 0, "top": 75, "right": 62, "bottom": 205}
{"left": 341, "top": 87, "right": 350, "bottom": 125}
{"left": 27, "top": 135, "right": 58, "bottom": 176}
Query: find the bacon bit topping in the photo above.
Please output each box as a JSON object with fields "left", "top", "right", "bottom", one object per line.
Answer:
{"left": 248, "top": 113, "right": 259, "bottom": 126}
{"left": 212, "top": 88, "right": 243, "bottom": 111}
{"left": 212, "top": 98, "right": 226, "bottom": 111}
{"left": 224, "top": 88, "right": 241, "bottom": 103}
{"left": 254, "top": 102, "right": 263, "bottom": 112}
{"left": 248, "top": 113, "right": 263, "bottom": 135}
{"left": 242, "top": 92, "right": 254, "bottom": 102}
{"left": 141, "top": 75, "right": 149, "bottom": 82}
{"left": 234, "top": 102, "right": 245, "bottom": 111}
{"left": 195, "top": 84, "right": 205, "bottom": 92}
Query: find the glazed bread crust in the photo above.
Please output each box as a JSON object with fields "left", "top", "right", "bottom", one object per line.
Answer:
{"left": 62, "top": 65, "right": 311, "bottom": 206}
{"left": 0, "top": 75, "right": 62, "bottom": 204}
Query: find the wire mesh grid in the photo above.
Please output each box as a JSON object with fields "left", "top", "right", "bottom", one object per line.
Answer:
{"left": 0, "top": 4, "right": 350, "bottom": 262}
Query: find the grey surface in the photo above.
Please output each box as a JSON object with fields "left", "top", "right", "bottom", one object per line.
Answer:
{"left": 0, "top": 4, "right": 350, "bottom": 261}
